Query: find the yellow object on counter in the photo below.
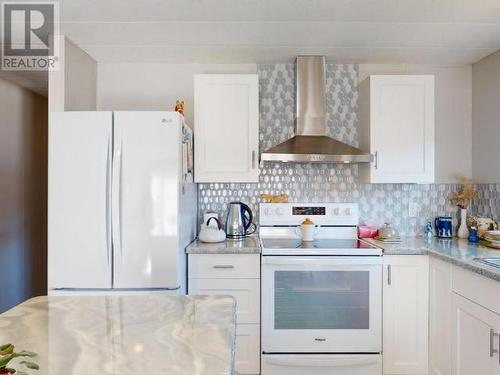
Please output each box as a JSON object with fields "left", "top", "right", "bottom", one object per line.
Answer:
{"left": 260, "top": 193, "right": 289, "bottom": 203}
{"left": 302, "top": 218, "right": 314, "bottom": 225}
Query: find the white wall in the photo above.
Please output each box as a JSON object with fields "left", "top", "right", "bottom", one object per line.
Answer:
{"left": 472, "top": 51, "right": 500, "bottom": 183}
{"left": 96, "top": 62, "right": 472, "bottom": 183}
{"left": 0, "top": 78, "right": 48, "bottom": 312}
{"left": 49, "top": 36, "right": 97, "bottom": 111}
{"left": 359, "top": 64, "right": 472, "bottom": 183}
{"left": 97, "top": 63, "right": 257, "bottom": 126}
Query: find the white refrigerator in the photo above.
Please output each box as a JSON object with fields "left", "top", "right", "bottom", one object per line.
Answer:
{"left": 48, "top": 111, "right": 196, "bottom": 295}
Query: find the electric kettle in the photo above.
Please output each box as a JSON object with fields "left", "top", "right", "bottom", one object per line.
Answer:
{"left": 225, "top": 201, "right": 256, "bottom": 240}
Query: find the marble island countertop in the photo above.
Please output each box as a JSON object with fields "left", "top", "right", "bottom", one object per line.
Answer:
{"left": 0, "top": 295, "right": 236, "bottom": 375}
{"left": 364, "top": 237, "right": 500, "bottom": 282}
{"left": 186, "top": 236, "right": 261, "bottom": 254}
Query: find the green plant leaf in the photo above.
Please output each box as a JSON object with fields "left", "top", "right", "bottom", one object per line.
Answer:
{"left": 0, "top": 354, "right": 15, "bottom": 368}
{"left": 15, "top": 351, "right": 37, "bottom": 358}
{"left": 0, "top": 344, "right": 14, "bottom": 356}
{"left": 19, "top": 361, "right": 39, "bottom": 370}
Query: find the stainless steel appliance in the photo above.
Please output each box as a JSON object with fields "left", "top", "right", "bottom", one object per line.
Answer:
{"left": 225, "top": 201, "right": 256, "bottom": 240}
{"left": 260, "top": 56, "right": 372, "bottom": 163}
{"left": 260, "top": 202, "right": 383, "bottom": 375}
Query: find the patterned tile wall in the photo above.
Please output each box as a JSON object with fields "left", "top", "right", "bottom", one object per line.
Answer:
{"left": 198, "top": 64, "right": 500, "bottom": 236}
{"left": 472, "top": 184, "right": 500, "bottom": 221}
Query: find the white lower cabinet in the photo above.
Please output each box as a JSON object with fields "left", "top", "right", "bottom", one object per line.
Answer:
{"left": 236, "top": 324, "right": 261, "bottom": 374}
{"left": 383, "top": 255, "right": 429, "bottom": 375}
{"left": 188, "top": 278, "right": 260, "bottom": 324}
{"left": 451, "top": 293, "right": 500, "bottom": 375}
{"left": 429, "top": 257, "right": 452, "bottom": 375}
{"left": 188, "top": 253, "right": 260, "bottom": 374}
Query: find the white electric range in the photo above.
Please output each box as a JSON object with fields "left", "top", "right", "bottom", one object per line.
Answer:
{"left": 260, "top": 202, "right": 383, "bottom": 375}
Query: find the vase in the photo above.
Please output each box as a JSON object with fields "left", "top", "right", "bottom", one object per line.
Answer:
{"left": 457, "top": 208, "right": 469, "bottom": 239}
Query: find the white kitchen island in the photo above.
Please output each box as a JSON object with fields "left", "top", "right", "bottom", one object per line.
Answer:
{"left": 0, "top": 295, "right": 236, "bottom": 375}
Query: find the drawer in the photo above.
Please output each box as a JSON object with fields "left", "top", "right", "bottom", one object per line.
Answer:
{"left": 188, "top": 254, "right": 260, "bottom": 279}
{"left": 188, "top": 278, "right": 260, "bottom": 324}
{"left": 235, "top": 324, "right": 260, "bottom": 375}
{"left": 452, "top": 265, "right": 500, "bottom": 315}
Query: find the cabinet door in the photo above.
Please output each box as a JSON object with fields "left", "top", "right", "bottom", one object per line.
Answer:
{"left": 235, "top": 324, "right": 261, "bottom": 374}
{"left": 452, "top": 293, "right": 500, "bottom": 375}
{"left": 368, "top": 75, "right": 435, "bottom": 183}
{"left": 383, "top": 255, "right": 429, "bottom": 374}
{"left": 188, "top": 278, "right": 260, "bottom": 324}
{"left": 429, "top": 257, "right": 452, "bottom": 375}
{"left": 194, "top": 74, "right": 259, "bottom": 182}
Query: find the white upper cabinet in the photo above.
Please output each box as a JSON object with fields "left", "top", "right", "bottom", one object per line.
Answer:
{"left": 194, "top": 74, "right": 259, "bottom": 183}
{"left": 359, "top": 75, "right": 435, "bottom": 183}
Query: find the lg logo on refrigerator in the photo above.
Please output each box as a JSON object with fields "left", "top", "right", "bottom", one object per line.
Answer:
{"left": 1, "top": 1, "right": 60, "bottom": 71}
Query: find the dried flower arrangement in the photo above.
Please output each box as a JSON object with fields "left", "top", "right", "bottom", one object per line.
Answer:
{"left": 449, "top": 177, "right": 477, "bottom": 209}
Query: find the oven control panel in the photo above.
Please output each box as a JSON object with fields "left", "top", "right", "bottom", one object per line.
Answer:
{"left": 260, "top": 203, "right": 359, "bottom": 226}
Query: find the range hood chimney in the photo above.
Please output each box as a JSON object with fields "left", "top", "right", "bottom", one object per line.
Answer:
{"left": 260, "top": 56, "right": 373, "bottom": 163}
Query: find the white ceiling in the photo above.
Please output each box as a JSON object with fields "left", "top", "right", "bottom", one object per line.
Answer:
{"left": 58, "top": 0, "right": 500, "bottom": 65}
{"left": 2, "top": 0, "right": 500, "bottom": 96}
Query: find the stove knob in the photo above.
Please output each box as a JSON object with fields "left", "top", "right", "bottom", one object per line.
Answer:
{"left": 333, "top": 207, "right": 340, "bottom": 216}
{"left": 344, "top": 208, "right": 351, "bottom": 216}
{"left": 276, "top": 208, "right": 284, "bottom": 216}
{"left": 264, "top": 208, "right": 272, "bottom": 216}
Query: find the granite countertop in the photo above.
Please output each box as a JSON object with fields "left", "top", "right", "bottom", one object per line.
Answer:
{"left": 186, "top": 236, "right": 261, "bottom": 254}
{"left": 0, "top": 295, "right": 236, "bottom": 375}
{"left": 364, "top": 237, "right": 500, "bottom": 282}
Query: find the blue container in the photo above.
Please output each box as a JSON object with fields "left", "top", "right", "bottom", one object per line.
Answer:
{"left": 468, "top": 228, "right": 479, "bottom": 243}
{"left": 435, "top": 216, "right": 453, "bottom": 238}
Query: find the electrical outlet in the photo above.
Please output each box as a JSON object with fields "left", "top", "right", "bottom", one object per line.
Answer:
{"left": 408, "top": 202, "right": 419, "bottom": 218}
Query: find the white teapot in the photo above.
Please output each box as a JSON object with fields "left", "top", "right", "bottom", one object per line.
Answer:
{"left": 199, "top": 217, "right": 226, "bottom": 243}
{"left": 295, "top": 218, "right": 321, "bottom": 242}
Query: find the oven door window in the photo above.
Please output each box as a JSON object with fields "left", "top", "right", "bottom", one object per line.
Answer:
{"left": 274, "top": 271, "right": 369, "bottom": 330}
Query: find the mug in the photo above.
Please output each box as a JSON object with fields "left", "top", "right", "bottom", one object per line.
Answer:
{"left": 295, "top": 224, "right": 321, "bottom": 242}
{"left": 435, "top": 216, "right": 453, "bottom": 238}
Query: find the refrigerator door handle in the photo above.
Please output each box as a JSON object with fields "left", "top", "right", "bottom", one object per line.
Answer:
{"left": 112, "top": 138, "right": 123, "bottom": 263}
{"left": 106, "top": 135, "right": 112, "bottom": 267}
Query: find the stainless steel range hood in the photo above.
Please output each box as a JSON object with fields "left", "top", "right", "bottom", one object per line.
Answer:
{"left": 260, "top": 56, "right": 373, "bottom": 163}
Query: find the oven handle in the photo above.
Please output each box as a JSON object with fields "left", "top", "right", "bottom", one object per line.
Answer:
{"left": 263, "top": 354, "right": 381, "bottom": 367}
{"left": 262, "top": 257, "right": 382, "bottom": 266}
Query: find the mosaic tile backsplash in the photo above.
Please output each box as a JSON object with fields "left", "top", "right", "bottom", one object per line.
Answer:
{"left": 198, "top": 64, "right": 500, "bottom": 236}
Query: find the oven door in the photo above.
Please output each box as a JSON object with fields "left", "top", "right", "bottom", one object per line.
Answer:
{"left": 262, "top": 256, "right": 382, "bottom": 353}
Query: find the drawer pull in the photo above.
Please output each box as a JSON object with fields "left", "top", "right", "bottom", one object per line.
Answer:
{"left": 213, "top": 265, "right": 235, "bottom": 269}
{"left": 490, "top": 329, "right": 498, "bottom": 357}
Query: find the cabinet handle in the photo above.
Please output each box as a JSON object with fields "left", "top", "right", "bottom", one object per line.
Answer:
{"left": 252, "top": 151, "right": 256, "bottom": 169}
{"left": 374, "top": 151, "right": 379, "bottom": 170}
{"left": 213, "top": 265, "right": 235, "bottom": 269}
{"left": 387, "top": 264, "right": 392, "bottom": 285}
{"left": 490, "top": 329, "right": 499, "bottom": 357}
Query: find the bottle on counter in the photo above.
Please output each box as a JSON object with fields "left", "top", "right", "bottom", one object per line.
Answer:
{"left": 424, "top": 219, "right": 433, "bottom": 239}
